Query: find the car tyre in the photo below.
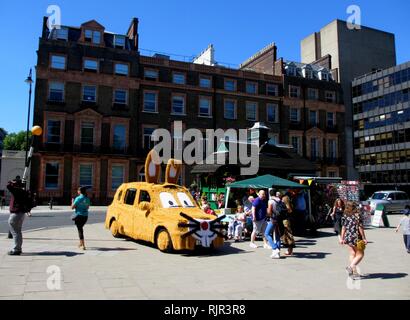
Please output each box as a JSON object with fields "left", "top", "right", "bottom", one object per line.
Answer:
{"left": 156, "top": 229, "right": 173, "bottom": 253}
{"left": 110, "top": 220, "right": 121, "bottom": 238}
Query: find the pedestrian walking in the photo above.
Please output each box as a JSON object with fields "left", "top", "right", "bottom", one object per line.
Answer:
{"left": 340, "top": 201, "right": 368, "bottom": 279}
{"left": 265, "top": 190, "right": 283, "bottom": 259}
{"left": 331, "top": 198, "right": 345, "bottom": 242}
{"left": 395, "top": 205, "right": 410, "bottom": 253}
{"left": 250, "top": 190, "right": 269, "bottom": 249}
{"left": 6, "top": 176, "right": 29, "bottom": 255}
{"left": 71, "top": 187, "right": 91, "bottom": 250}
{"left": 281, "top": 195, "right": 296, "bottom": 256}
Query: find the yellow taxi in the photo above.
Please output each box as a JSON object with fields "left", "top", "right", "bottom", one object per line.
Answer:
{"left": 105, "top": 151, "right": 225, "bottom": 252}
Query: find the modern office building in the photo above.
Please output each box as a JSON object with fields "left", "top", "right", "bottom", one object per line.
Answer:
{"left": 301, "top": 19, "right": 397, "bottom": 180}
{"left": 352, "top": 61, "right": 410, "bottom": 192}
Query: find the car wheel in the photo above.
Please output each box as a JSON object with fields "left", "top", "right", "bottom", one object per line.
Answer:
{"left": 156, "top": 229, "right": 173, "bottom": 253}
{"left": 110, "top": 220, "right": 121, "bottom": 238}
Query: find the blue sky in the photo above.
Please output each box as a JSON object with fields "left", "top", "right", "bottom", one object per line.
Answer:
{"left": 0, "top": 0, "right": 409, "bottom": 134}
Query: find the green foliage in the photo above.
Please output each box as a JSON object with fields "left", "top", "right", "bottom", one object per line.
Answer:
{"left": 2, "top": 131, "right": 31, "bottom": 151}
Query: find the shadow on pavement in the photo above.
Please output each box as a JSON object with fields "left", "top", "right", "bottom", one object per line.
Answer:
{"left": 360, "top": 273, "right": 408, "bottom": 280}
{"left": 289, "top": 252, "right": 331, "bottom": 259}
{"left": 24, "top": 251, "right": 84, "bottom": 257}
{"left": 88, "top": 247, "right": 137, "bottom": 252}
{"left": 24, "top": 237, "right": 122, "bottom": 242}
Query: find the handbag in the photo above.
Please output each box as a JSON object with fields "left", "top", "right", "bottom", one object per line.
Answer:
{"left": 356, "top": 239, "right": 366, "bottom": 251}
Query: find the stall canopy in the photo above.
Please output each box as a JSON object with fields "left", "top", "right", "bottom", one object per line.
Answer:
{"left": 227, "top": 174, "right": 308, "bottom": 190}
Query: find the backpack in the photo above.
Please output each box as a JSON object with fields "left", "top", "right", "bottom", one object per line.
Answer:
{"left": 274, "top": 200, "right": 288, "bottom": 220}
{"left": 24, "top": 191, "right": 37, "bottom": 212}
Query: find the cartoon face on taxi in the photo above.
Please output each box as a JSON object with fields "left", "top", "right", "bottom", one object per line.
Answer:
{"left": 105, "top": 150, "right": 226, "bottom": 252}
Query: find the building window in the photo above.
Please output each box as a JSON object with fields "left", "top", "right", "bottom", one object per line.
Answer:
{"left": 114, "top": 35, "right": 126, "bottom": 49}
{"left": 82, "top": 85, "right": 96, "bottom": 102}
{"left": 113, "top": 124, "right": 126, "bottom": 151}
{"left": 50, "top": 55, "right": 66, "bottom": 70}
{"left": 85, "top": 29, "right": 101, "bottom": 44}
{"left": 303, "top": 68, "right": 313, "bottom": 79}
{"left": 267, "top": 84, "right": 278, "bottom": 96}
{"left": 328, "top": 139, "right": 337, "bottom": 159}
{"left": 308, "top": 88, "right": 318, "bottom": 100}
{"left": 111, "top": 165, "right": 124, "bottom": 190}
{"left": 173, "top": 73, "right": 186, "bottom": 85}
{"left": 199, "top": 97, "right": 212, "bottom": 117}
{"left": 52, "top": 27, "right": 68, "bottom": 41}
{"left": 325, "top": 91, "right": 336, "bottom": 103}
{"left": 289, "top": 86, "right": 300, "bottom": 98}
{"left": 309, "top": 110, "right": 318, "bottom": 126}
{"left": 327, "top": 112, "right": 335, "bottom": 127}
{"left": 84, "top": 59, "right": 98, "bottom": 72}
{"left": 143, "top": 128, "right": 156, "bottom": 149}
{"left": 290, "top": 108, "right": 300, "bottom": 122}
{"left": 199, "top": 76, "right": 211, "bottom": 88}
{"left": 246, "top": 102, "right": 258, "bottom": 121}
{"left": 79, "top": 164, "right": 93, "bottom": 187}
{"left": 291, "top": 136, "right": 301, "bottom": 154}
{"left": 224, "top": 100, "right": 236, "bottom": 120}
{"left": 246, "top": 82, "right": 257, "bottom": 94}
{"left": 114, "top": 89, "right": 128, "bottom": 105}
{"left": 45, "top": 163, "right": 59, "bottom": 189}
{"left": 49, "top": 82, "right": 64, "bottom": 101}
{"left": 81, "top": 122, "right": 94, "bottom": 145}
{"left": 143, "top": 92, "right": 157, "bottom": 112}
{"left": 115, "top": 63, "right": 129, "bottom": 76}
{"left": 286, "top": 65, "right": 297, "bottom": 76}
{"left": 47, "top": 120, "right": 61, "bottom": 143}
{"left": 311, "top": 138, "right": 320, "bottom": 160}
{"left": 224, "top": 79, "right": 236, "bottom": 91}
{"left": 328, "top": 170, "right": 336, "bottom": 177}
{"left": 267, "top": 104, "right": 278, "bottom": 123}
{"left": 172, "top": 95, "right": 185, "bottom": 115}
{"left": 144, "top": 69, "right": 158, "bottom": 81}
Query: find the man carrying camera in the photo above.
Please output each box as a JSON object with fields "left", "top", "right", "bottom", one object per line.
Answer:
{"left": 6, "top": 176, "right": 29, "bottom": 255}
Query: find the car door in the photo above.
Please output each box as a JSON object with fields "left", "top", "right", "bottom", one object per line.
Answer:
{"left": 117, "top": 188, "right": 137, "bottom": 237}
{"left": 134, "top": 189, "right": 153, "bottom": 242}
{"left": 395, "top": 193, "right": 408, "bottom": 212}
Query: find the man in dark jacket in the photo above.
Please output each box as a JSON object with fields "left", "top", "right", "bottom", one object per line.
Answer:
{"left": 7, "top": 176, "right": 28, "bottom": 255}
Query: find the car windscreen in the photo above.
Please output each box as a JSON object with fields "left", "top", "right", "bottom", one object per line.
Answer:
{"left": 371, "top": 193, "right": 387, "bottom": 200}
{"left": 159, "top": 192, "right": 180, "bottom": 208}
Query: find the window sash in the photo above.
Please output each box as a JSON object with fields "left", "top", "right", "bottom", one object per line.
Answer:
{"left": 328, "top": 140, "right": 337, "bottom": 158}
{"left": 199, "top": 77, "right": 211, "bottom": 88}
{"left": 81, "top": 122, "right": 94, "bottom": 145}
{"left": 173, "top": 73, "right": 186, "bottom": 84}
{"left": 114, "top": 35, "right": 125, "bottom": 48}
{"left": 246, "top": 83, "right": 257, "bottom": 94}
{"left": 172, "top": 96, "right": 185, "bottom": 114}
{"left": 51, "top": 55, "right": 65, "bottom": 69}
{"left": 83, "top": 86, "right": 96, "bottom": 101}
{"left": 327, "top": 112, "right": 335, "bottom": 127}
{"left": 79, "top": 164, "right": 93, "bottom": 186}
{"left": 290, "top": 108, "right": 300, "bottom": 122}
{"left": 225, "top": 80, "right": 235, "bottom": 91}
{"left": 114, "top": 89, "right": 127, "bottom": 104}
{"left": 115, "top": 64, "right": 129, "bottom": 75}
{"left": 45, "top": 163, "right": 59, "bottom": 189}
{"left": 267, "top": 84, "right": 278, "bottom": 96}
{"left": 49, "top": 82, "right": 64, "bottom": 101}
{"left": 199, "top": 98, "right": 211, "bottom": 116}
{"left": 309, "top": 111, "right": 318, "bottom": 125}
{"left": 47, "top": 120, "right": 61, "bottom": 143}
{"left": 143, "top": 128, "right": 155, "bottom": 149}
{"left": 111, "top": 165, "right": 124, "bottom": 190}
{"left": 246, "top": 102, "right": 257, "bottom": 121}
{"left": 143, "top": 92, "right": 157, "bottom": 112}
{"left": 144, "top": 69, "right": 158, "bottom": 80}
{"left": 113, "top": 125, "right": 126, "bottom": 150}
{"left": 84, "top": 59, "right": 98, "bottom": 71}
{"left": 267, "top": 104, "right": 278, "bottom": 122}
{"left": 224, "top": 101, "right": 236, "bottom": 119}
{"left": 291, "top": 136, "right": 300, "bottom": 153}
{"left": 290, "top": 86, "right": 300, "bottom": 98}
{"left": 54, "top": 27, "right": 68, "bottom": 40}
{"left": 308, "top": 88, "right": 318, "bottom": 100}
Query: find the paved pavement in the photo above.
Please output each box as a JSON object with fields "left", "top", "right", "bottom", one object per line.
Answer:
{"left": 0, "top": 208, "right": 409, "bottom": 300}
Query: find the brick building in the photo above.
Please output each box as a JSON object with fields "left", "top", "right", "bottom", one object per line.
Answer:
{"left": 31, "top": 17, "right": 345, "bottom": 205}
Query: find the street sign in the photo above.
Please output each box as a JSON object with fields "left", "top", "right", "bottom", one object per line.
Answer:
{"left": 371, "top": 204, "right": 390, "bottom": 227}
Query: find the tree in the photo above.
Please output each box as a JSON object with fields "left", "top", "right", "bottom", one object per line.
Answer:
{"left": 2, "top": 131, "right": 31, "bottom": 151}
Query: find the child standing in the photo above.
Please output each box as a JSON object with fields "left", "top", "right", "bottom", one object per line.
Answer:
{"left": 395, "top": 205, "right": 410, "bottom": 253}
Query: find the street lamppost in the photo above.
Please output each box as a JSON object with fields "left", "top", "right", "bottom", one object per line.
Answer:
{"left": 393, "top": 110, "right": 405, "bottom": 191}
{"left": 25, "top": 69, "right": 33, "bottom": 172}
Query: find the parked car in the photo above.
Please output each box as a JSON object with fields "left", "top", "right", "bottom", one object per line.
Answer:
{"left": 365, "top": 190, "right": 410, "bottom": 214}
{"left": 105, "top": 150, "right": 225, "bottom": 253}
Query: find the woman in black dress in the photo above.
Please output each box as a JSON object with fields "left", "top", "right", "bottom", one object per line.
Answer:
{"left": 340, "top": 201, "right": 368, "bottom": 279}
{"left": 331, "top": 198, "right": 345, "bottom": 242}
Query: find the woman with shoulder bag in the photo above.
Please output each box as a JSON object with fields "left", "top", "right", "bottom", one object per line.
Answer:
{"left": 281, "top": 195, "right": 296, "bottom": 256}
{"left": 340, "top": 201, "right": 368, "bottom": 279}
{"left": 331, "top": 198, "right": 345, "bottom": 242}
